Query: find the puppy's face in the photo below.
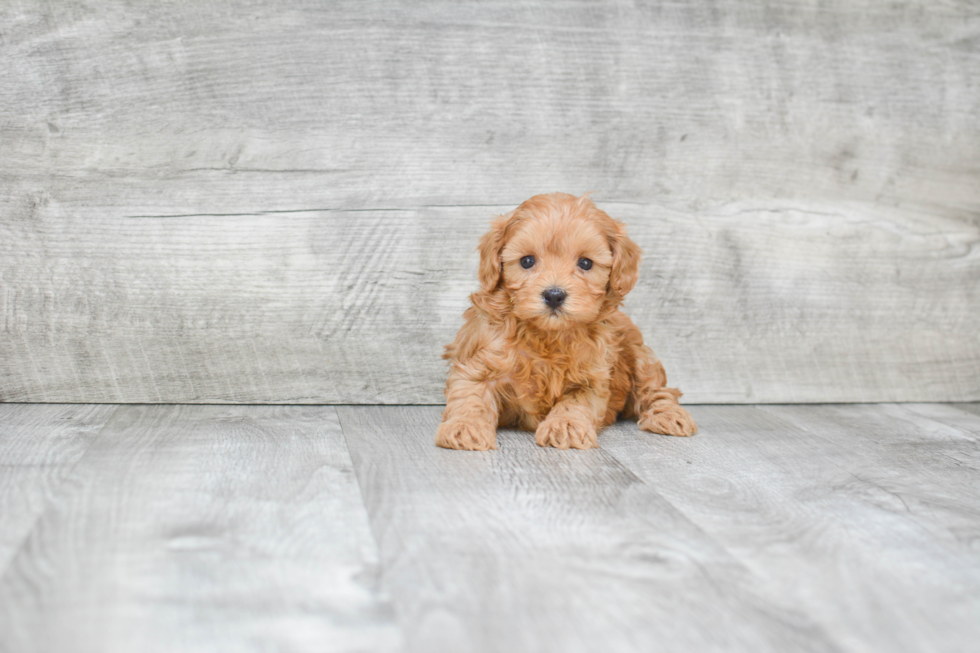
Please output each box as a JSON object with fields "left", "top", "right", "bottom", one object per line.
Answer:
{"left": 478, "top": 193, "right": 641, "bottom": 331}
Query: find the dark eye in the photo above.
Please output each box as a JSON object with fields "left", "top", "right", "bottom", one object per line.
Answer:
{"left": 577, "top": 258, "right": 593, "bottom": 271}
{"left": 520, "top": 255, "right": 535, "bottom": 269}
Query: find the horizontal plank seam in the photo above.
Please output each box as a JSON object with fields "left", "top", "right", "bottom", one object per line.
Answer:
{"left": 123, "top": 204, "right": 514, "bottom": 218}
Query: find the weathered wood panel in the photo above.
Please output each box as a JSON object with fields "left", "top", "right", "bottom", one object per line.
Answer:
{"left": 1, "top": 1, "right": 978, "bottom": 403}
{"left": 0, "top": 403, "right": 115, "bottom": 571}
{"left": 2, "top": 199, "right": 976, "bottom": 403}
{"left": 0, "top": 405, "right": 402, "bottom": 653}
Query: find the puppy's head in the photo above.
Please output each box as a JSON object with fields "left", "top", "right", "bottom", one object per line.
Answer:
{"left": 477, "top": 193, "right": 641, "bottom": 331}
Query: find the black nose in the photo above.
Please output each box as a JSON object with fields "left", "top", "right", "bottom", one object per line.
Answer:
{"left": 542, "top": 287, "right": 567, "bottom": 309}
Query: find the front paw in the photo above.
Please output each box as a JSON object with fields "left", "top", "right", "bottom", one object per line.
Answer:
{"left": 639, "top": 406, "right": 698, "bottom": 437}
{"left": 435, "top": 417, "right": 497, "bottom": 451}
{"left": 535, "top": 416, "right": 598, "bottom": 450}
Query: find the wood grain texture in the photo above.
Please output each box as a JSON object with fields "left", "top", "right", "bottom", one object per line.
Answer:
{"left": 2, "top": 403, "right": 980, "bottom": 651}
{"left": 758, "top": 403, "right": 980, "bottom": 545}
{"left": 1, "top": 1, "right": 978, "bottom": 403}
{"left": 1, "top": 197, "right": 977, "bottom": 404}
{"left": 337, "top": 405, "right": 838, "bottom": 653}
{"left": 0, "top": 405, "right": 402, "bottom": 653}
{"left": 0, "top": 404, "right": 116, "bottom": 572}
{"left": 891, "top": 402, "right": 980, "bottom": 445}
{"left": 600, "top": 404, "right": 980, "bottom": 653}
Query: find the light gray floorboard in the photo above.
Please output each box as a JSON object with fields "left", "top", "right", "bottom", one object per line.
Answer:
{"left": 945, "top": 402, "right": 980, "bottom": 421}
{"left": 758, "top": 403, "right": 980, "bottom": 550}
{"left": 0, "top": 405, "right": 402, "bottom": 653}
{"left": 3, "top": 403, "right": 979, "bottom": 652}
{"left": 337, "top": 405, "right": 836, "bottom": 653}
{"left": 600, "top": 404, "right": 980, "bottom": 653}
{"left": 0, "top": 404, "right": 116, "bottom": 572}
{"left": 864, "top": 403, "right": 980, "bottom": 467}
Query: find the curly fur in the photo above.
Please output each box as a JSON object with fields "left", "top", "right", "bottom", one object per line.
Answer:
{"left": 436, "top": 193, "right": 697, "bottom": 450}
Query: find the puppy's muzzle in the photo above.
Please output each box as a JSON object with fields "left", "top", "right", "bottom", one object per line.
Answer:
{"left": 542, "top": 287, "right": 567, "bottom": 310}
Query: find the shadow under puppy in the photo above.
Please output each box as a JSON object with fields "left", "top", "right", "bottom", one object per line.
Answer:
{"left": 437, "top": 192, "right": 697, "bottom": 450}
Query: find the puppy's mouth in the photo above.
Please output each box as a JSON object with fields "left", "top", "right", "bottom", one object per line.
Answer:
{"left": 537, "top": 307, "right": 571, "bottom": 329}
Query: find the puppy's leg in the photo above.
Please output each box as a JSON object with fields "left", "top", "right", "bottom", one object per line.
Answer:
{"left": 627, "top": 330, "right": 697, "bottom": 437}
{"left": 637, "top": 386, "right": 697, "bottom": 437}
{"left": 535, "top": 385, "right": 607, "bottom": 450}
{"left": 436, "top": 372, "right": 499, "bottom": 451}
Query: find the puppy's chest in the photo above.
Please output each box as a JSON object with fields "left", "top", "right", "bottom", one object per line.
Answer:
{"left": 498, "top": 344, "right": 602, "bottom": 413}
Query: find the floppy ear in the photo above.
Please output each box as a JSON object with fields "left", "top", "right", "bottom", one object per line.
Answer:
{"left": 477, "top": 210, "right": 516, "bottom": 292}
{"left": 608, "top": 220, "right": 642, "bottom": 298}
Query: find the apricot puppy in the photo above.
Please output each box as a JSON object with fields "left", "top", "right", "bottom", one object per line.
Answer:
{"left": 436, "top": 193, "right": 697, "bottom": 451}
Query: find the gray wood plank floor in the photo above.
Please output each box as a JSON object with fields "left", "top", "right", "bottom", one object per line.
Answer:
{"left": 1, "top": 403, "right": 979, "bottom": 652}
{"left": 0, "top": 405, "right": 400, "bottom": 653}
{"left": 0, "top": 405, "right": 115, "bottom": 571}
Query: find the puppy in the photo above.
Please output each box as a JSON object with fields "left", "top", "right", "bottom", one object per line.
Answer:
{"left": 436, "top": 192, "right": 697, "bottom": 450}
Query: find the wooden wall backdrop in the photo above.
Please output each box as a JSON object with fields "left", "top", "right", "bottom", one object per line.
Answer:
{"left": 1, "top": 1, "right": 978, "bottom": 404}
